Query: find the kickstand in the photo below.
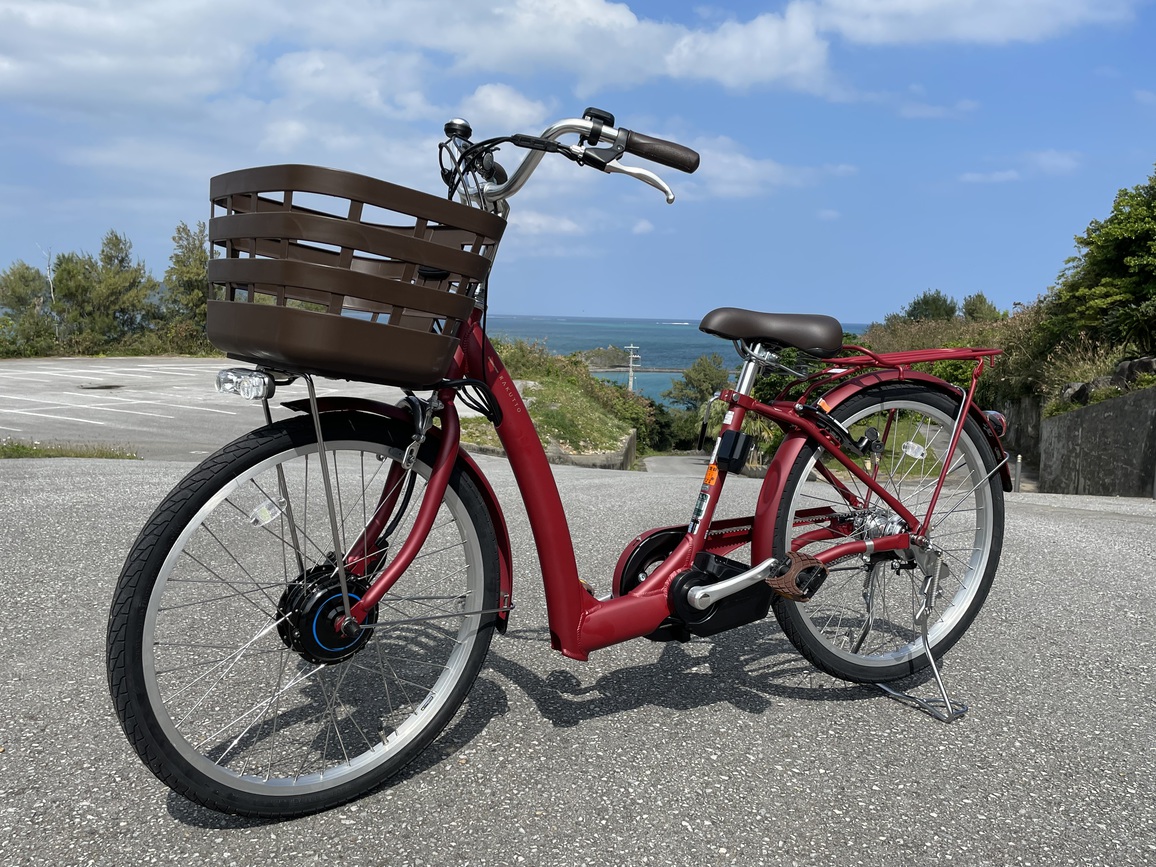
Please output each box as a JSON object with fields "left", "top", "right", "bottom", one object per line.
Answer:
{"left": 877, "top": 567, "right": 968, "bottom": 723}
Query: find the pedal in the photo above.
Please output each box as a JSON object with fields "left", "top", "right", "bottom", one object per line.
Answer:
{"left": 766, "top": 551, "right": 827, "bottom": 601}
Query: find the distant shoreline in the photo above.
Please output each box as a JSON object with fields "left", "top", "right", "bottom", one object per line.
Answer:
{"left": 588, "top": 366, "right": 686, "bottom": 373}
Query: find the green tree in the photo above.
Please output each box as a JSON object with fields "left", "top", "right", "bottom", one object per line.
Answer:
{"left": 962, "top": 292, "right": 1005, "bottom": 322}
{"left": 162, "top": 221, "right": 212, "bottom": 326}
{"left": 662, "top": 353, "right": 733, "bottom": 410}
{"left": 1046, "top": 165, "right": 1156, "bottom": 353}
{"left": 52, "top": 231, "right": 160, "bottom": 351}
{"left": 0, "top": 261, "right": 56, "bottom": 356}
{"left": 903, "top": 289, "right": 958, "bottom": 321}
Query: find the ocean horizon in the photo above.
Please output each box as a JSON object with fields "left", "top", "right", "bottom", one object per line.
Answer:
{"left": 484, "top": 313, "right": 869, "bottom": 405}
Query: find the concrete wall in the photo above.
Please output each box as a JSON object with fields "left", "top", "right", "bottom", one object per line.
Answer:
{"left": 998, "top": 395, "right": 1042, "bottom": 468}
{"left": 1040, "top": 387, "right": 1156, "bottom": 498}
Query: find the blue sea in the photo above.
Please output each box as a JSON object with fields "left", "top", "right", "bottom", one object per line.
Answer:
{"left": 484, "top": 314, "right": 868, "bottom": 404}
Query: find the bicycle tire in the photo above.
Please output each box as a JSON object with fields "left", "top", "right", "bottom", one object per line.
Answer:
{"left": 770, "top": 383, "right": 1004, "bottom": 683}
{"left": 107, "top": 411, "right": 500, "bottom": 817}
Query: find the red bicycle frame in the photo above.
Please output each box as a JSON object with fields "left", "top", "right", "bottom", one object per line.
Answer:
{"left": 340, "top": 307, "right": 1007, "bottom": 662}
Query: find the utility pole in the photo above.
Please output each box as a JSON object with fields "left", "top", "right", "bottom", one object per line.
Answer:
{"left": 625, "top": 344, "right": 641, "bottom": 393}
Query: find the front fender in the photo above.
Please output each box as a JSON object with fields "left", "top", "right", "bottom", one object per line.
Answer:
{"left": 283, "top": 396, "right": 513, "bottom": 631}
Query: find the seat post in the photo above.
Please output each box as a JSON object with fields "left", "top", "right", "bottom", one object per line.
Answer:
{"left": 735, "top": 342, "right": 769, "bottom": 397}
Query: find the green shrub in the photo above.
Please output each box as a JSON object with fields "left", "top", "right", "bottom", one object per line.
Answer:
{"left": 1038, "top": 335, "right": 1121, "bottom": 399}
{"left": 1043, "top": 399, "right": 1079, "bottom": 418}
{"left": 1086, "top": 386, "right": 1123, "bottom": 405}
{"left": 470, "top": 337, "right": 669, "bottom": 456}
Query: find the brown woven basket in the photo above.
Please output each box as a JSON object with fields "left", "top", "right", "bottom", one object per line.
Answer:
{"left": 205, "top": 164, "right": 506, "bottom": 388}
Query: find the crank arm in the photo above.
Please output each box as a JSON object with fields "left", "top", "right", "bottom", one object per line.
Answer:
{"left": 686, "top": 557, "right": 779, "bottom": 610}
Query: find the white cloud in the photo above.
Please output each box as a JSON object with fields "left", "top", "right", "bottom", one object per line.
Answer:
{"left": 632, "top": 219, "right": 655, "bottom": 234}
{"left": 0, "top": 0, "right": 1143, "bottom": 271}
{"left": 665, "top": 6, "right": 832, "bottom": 91}
{"left": 899, "top": 98, "right": 980, "bottom": 119}
{"left": 817, "top": 209, "right": 841, "bottom": 220}
{"left": 508, "top": 210, "right": 586, "bottom": 235}
{"left": 812, "top": 0, "right": 1139, "bottom": 45}
{"left": 268, "top": 49, "right": 435, "bottom": 120}
{"left": 960, "top": 170, "right": 1021, "bottom": 183}
{"left": 688, "top": 136, "right": 856, "bottom": 198}
{"left": 0, "top": 0, "right": 1142, "bottom": 120}
{"left": 458, "top": 84, "right": 552, "bottom": 131}
{"left": 1028, "top": 149, "right": 1081, "bottom": 174}
{"left": 0, "top": 1, "right": 255, "bottom": 111}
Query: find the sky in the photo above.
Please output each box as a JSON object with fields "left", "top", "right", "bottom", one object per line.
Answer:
{"left": 1, "top": 0, "right": 1154, "bottom": 325}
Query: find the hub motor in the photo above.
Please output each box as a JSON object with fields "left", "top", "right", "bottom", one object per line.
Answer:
{"left": 277, "top": 565, "right": 378, "bottom": 664}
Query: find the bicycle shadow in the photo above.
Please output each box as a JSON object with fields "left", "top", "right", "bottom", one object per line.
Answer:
{"left": 166, "top": 625, "right": 944, "bottom": 827}
{"left": 166, "top": 671, "right": 510, "bottom": 829}
{"left": 483, "top": 623, "right": 891, "bottom": 729}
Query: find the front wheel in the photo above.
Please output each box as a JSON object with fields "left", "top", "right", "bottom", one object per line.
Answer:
{"left": 106, "top": 411, "right": 500, "bottom": 817}
{"left": 770, "top": 383, "right": 1004, "bottom": 683}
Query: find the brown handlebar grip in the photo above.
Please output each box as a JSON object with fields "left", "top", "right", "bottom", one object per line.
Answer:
{"left": 623, "top": 131, "right": 700, "bottom": 174}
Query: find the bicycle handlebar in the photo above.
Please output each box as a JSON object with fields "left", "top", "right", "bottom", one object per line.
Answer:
{"left": 623, "top": 130, "right": 700, "bottom": 174}
{"left": 477, "top": 116, "right": 699, "bottom": 206}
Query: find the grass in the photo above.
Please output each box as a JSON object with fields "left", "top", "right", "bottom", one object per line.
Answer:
{"left": 0, "top": 437, "right": 139, "bottom": 459}
{"left": 458, "top": 338, "right": 648, "bottom": 456}
{"left": 460, "top": 378, "right": 633, "bottom": 454}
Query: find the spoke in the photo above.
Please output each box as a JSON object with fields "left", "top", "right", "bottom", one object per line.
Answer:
{"left": 204, "top": 663, "right": 326, "bottom": 761}
{"left": 165, "top": 616, "right": 288, "bottom": 710}
{"left": 179, "top": 537, "right": 280, "bottom": 615}
{"left": 137, "top": 435, "right": 491, "bottom": 802}
{"left": 157, "top": 581, "right": 282, "bottom": 613}
{"left": 222, "top": 492, "right": 329, "bottom": 572}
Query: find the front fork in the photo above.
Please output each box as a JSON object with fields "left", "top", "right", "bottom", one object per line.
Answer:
{"left": 327, "top": 387, "right": 462, "bottom": 634}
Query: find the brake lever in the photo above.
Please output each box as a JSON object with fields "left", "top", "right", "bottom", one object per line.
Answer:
{"left": 561, "top": 140, "right": 676, "bottom": 202}
{"left": 603, "top": 161, "right": 676, "bottom": 203}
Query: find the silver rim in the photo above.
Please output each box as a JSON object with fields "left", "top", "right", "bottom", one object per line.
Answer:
{"left": 783, "top": 397, "right": 995, "bottom": 669}
{"left": 141, "top": 438, "right": 485, "bottom": 796}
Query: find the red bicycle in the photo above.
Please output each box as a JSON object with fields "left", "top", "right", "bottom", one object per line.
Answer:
{"left": 107, "top": 109, "right": 1010, "bottom": 818}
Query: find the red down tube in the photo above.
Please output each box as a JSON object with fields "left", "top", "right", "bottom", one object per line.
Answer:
{"left": 461, "top": 319, "right": 683, "bottom": 660}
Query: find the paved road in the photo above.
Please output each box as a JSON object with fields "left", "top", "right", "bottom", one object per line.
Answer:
{"left": 0, "top": 357, "right": 412, "bottom": 461}
{"left": 1, "top": 451, "right": 1153, "bottom": 865}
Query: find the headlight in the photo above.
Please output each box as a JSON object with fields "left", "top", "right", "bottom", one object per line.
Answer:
{"left": 216, "top": 368, "right": 276, "bottom": 401}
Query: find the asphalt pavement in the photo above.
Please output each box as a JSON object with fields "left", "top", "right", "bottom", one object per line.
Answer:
{"left": 0, "top": 356, "right": 412, "bottom": 460}
{"left": 1, "top": 447, "right": 1154, "bottom": 865}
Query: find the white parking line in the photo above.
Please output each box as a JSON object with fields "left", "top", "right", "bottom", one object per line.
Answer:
{"left": 65, "top": 391, "right": 236, "bottom": 416}
{"left": 0, "top": 393, "right": 173, "bottom": 419}
{"left": 22, "top": 368, "right": 155, "bottom": 380}
{"left": 0, "top": 408, "right": 105, "bottom": 425}
{"left": 104, "top": 366, "right": 200, "bottom": 378}
{"left": 156, "top": 403, "right": 236, "bottom": 415}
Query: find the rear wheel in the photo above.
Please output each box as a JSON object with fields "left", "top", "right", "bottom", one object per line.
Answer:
{"left": 770, "top": 384, "right": 1003, "bottom": 683}
{"left": 107, "top": 411, "right": 499, "bottom": 817}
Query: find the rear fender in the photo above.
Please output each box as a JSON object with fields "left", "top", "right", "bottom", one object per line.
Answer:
{"left": 282, "top": 396, "right": 513, "bottom": 631}
{"left": 750, "top": 369, "right": 1011, "bottom": 565}
{"left": 817, "top": 369, "right": 1011, "bottom": 492}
